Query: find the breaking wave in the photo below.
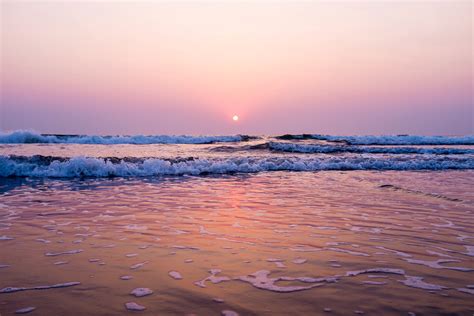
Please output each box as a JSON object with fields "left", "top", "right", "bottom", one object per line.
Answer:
{"left": 1, "top": 155, "right": 473, "bottom": 178}
{"left": 268, "top": 142, "right": 474, "bottom": 155}
{"left": 0, "top": 130, "right": 249, "bottom": 144}
{"left": 276, "top": 134, "right": 474, "bottom": 145}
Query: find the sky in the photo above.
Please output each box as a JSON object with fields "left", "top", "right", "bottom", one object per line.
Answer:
{"left": 1, "top": 1, "right": 472, "bottom": 136}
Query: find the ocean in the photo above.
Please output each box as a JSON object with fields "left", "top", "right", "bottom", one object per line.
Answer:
{"left": 1, "top": 131, "right": 474, "bottom": 177}
{"left": 0, "top": 131, "right": 473, "bottom": 315}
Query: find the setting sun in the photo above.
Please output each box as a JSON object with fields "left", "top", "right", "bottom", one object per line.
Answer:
{"left": 233, "top": 115, "right": 239, "bottom": 121}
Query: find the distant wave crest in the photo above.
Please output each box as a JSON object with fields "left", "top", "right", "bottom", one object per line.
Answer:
{"left": 0, "top": 130, "right": 247, "bottom": 144}
{"left": 1, "top": 155, "right": 473, "bottom": 178}
{"left": 268, "top": 142, "right": 474, "bottom": 155}
{"left": 276, "top": 134, "right": 474, "bottom": 145}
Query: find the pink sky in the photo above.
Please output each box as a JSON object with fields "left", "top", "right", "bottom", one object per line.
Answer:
{"left": 1, "top": 1, "right": 472, "bottom": 135}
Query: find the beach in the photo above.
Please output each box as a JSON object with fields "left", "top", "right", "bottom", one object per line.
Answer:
{"left": 2, "top": 1, "right": 472, "bottom": 314}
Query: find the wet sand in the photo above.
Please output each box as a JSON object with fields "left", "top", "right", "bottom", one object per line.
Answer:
{"left": 0, "top": 171, "right": 473, "bottom": 315}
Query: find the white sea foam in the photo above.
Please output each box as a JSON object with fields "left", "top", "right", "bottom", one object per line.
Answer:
{"left": 463, "top": 245, "right": 474, "bottom": 257}
{"left": 130, "top": 288, "right": 153, "bottom": 297}
{"left": 236, "top": 270, "right": 325, "bottom": 293}
{"left": 14, "top": 307, "right": 36, "bottom": 314}
{"left": 44, "top": 249, "right": 83, "bottom": 256}
{"left": 130, "top": 261, "right": 149, "bottom": 270}
{"left": 0, "top": 282, "right": 81, "bottom": 293}
{"left": 0, "top": 130, "right": 244, "bottom": 144}
{"left": 362, "top": 281, "right": 387, "bottom": 285}
{"left": 194, "top": 269, "right": 231, "bottom": 288}
{"left": 327, "top": 247, "right": 370, "bottom": 257}
{"left": 457, "top": 287, "right": 474, "bottom": 295}
{"left": 125, "top": 302, "right": 146, "bottom": 311}
{"left": 269, "top": 142, "right": 474, "bottom": 155}
{"left": 168, "top": 271, "right": 183, "bottom": 280}
{"left": 1, "top": 154, "right": 473, "bottom": 178}
{"left": 403, "top": 258, "right": 473, "bottom": 272}
{"left": 345, "top": 268, "right": 405, "bottom": 277}
{"left": 399, "top": 276, "right": 447, "bottom": 291}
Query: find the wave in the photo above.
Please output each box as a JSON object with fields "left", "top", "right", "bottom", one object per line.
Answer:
{"left": 268, "top": 142, "right": 474, "bottom": 155}
{"left": 3, "top": 131, "right": 472, "bottom": 146}
{"left": 1, "top": 155, "right": 473, "bottom": 178}
{"left": 210, "top": 143, "right": 270, "bottom": 152}
{"left": 0, "top": 130, "right": 250, "bottom": 144}
{"left": 275, "top": 134, "right": 474, "bottom": 145}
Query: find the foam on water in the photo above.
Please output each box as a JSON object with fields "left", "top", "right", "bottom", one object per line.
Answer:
{"left": 268, "top": 142, "right": 474, "bottom": 155}
{"left": 457, "top": 287, "right": 474, "bottom": 295}
{"left": 0, "top": 282, "right": 81, "bottom": 293}
{"left": 130, "top": 261, "right": 148, "bottom": 270}
{"left": 0, "top": 130, "right": 245, "bottom": 144}
{"left": 399, "top": 276, "right": 447, "bottom": 291}
{"left": 44, "top": 249, "right": 83, "bottom": 256}
{"left": 345, "top": 268, "right": 406, "bottom": 277}
{"left": 403, "top": 258, "right": 473, "bottom": 272}
{"left": 14, "top": 307, "right": 36, "bottom": 314}
{"left": 168, "top": 271, "right": 183, "bottom": 280}
{"left": 130, "top": 288, "right": 153, "bottom": 297}
{"left": 194, "top": 269, "right": 231, "bottom": 288}
{"left": 236, "top": 270, "right": 325, "bottom": 293}
{"left": 463, "top": 245, "right": 474, "bottom": 257}
{"left": 125, "top": 302, "right": 146, "bottom": 311}
{"left": 362, "top": 281, "right": 387, "bottom": 285}
{"left": 1, "top": 154, "right": 473, "bottom": 178}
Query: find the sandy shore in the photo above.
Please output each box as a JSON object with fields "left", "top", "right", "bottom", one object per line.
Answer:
{"left": 0, "top": 171, "right": 473, "bottom": 315}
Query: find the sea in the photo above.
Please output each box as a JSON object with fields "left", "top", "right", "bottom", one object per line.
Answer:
{"left": 0, "top": 130, "right": 473, "bottom": 315}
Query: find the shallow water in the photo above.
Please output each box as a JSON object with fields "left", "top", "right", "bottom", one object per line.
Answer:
{"left": 0, "top": 171, "right": 473, "bottom": 315}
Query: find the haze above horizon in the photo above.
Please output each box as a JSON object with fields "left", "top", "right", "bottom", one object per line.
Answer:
{"left": 1, "top": 1, "right": 472, "bottom": 136}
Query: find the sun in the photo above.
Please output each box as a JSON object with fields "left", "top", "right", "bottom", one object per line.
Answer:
{"left": 232, "top": 115, "right": 239, "bottom": 121}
